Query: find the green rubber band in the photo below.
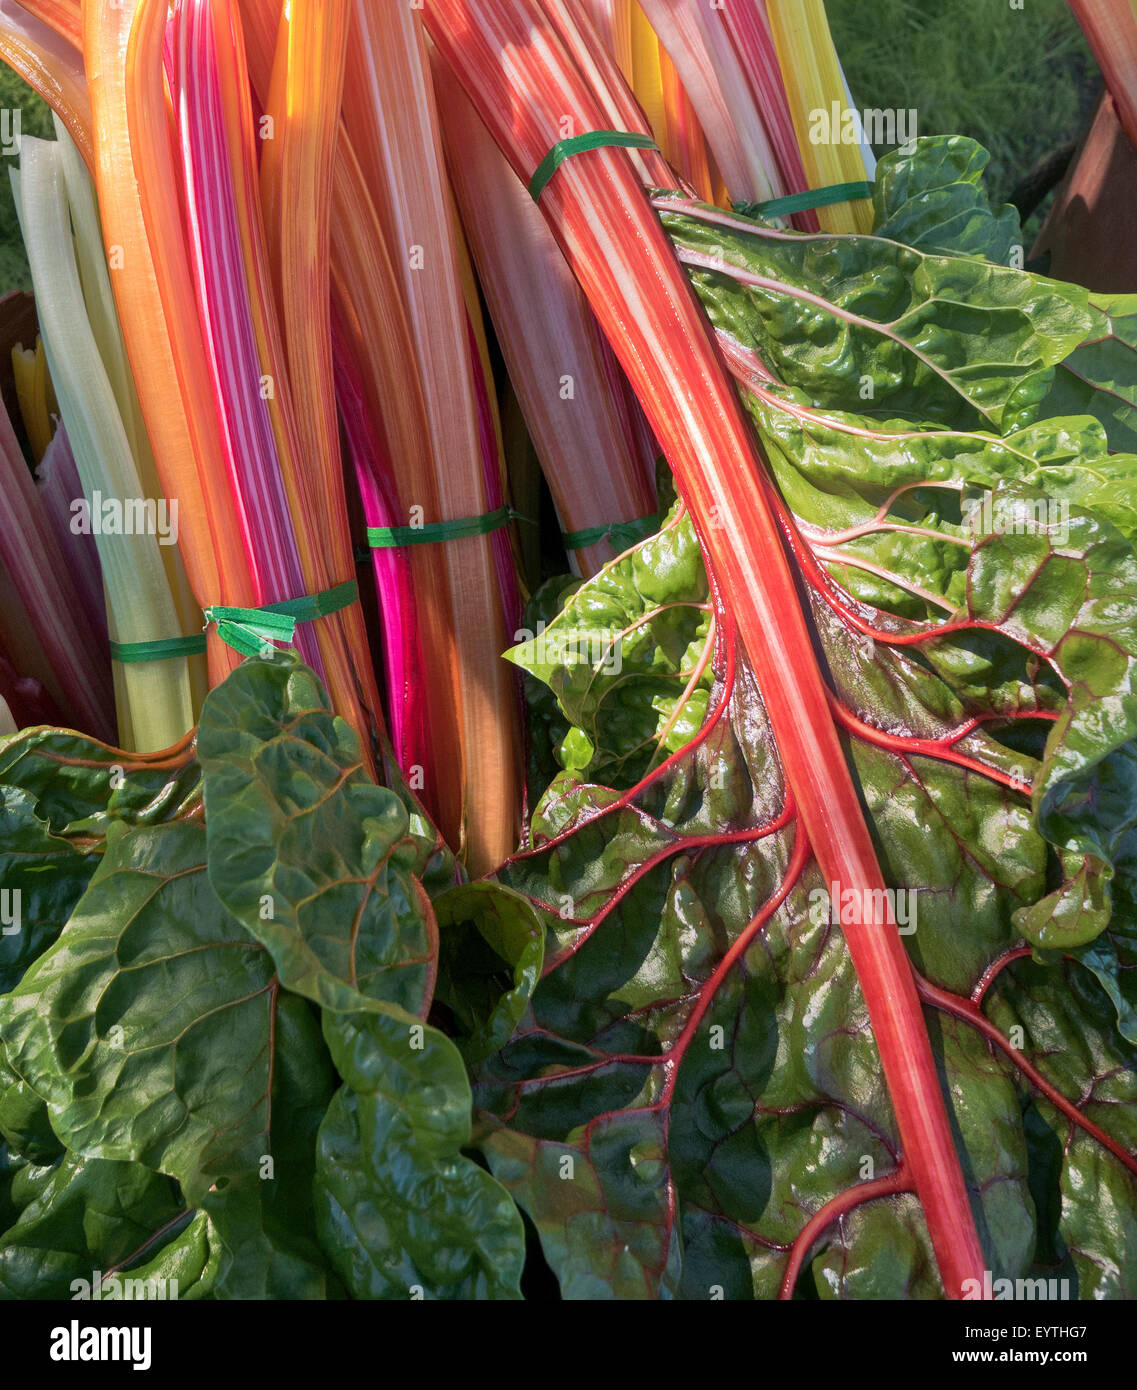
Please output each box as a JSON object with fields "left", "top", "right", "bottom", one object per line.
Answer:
{"left": 367, "top": 506, "right": 525, "bottom": 549}
{"left": 109, "top": 633, "right": 208, "bottom": 665}
{"left": 735, "top": 180, "right": 875, "bottom": 220}
{"left": 529, "top": 130, "right": 658, "bottom": 201}
{"left": 259, "top": 578, "right": 360, "bottom": 623}
{"left": 204, "top": 579, "right": 359, "bottom": 659}
{"left": 562, "top": 512, "right": 658, "bottom": 551}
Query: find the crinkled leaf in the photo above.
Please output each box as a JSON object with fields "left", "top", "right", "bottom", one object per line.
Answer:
{"left": 197, "top": 653, "right": 525, "bottom": 1298}
{"left": 314, "top": 1008, "right": 525, "bottom": 1300}
{"left": 433, "top": 881, "right": 545, "bottom": 1066}
{"left": 871, "top": 135, "right": 1022, "bottom": 264}
{"left": 0, "top": 1152, "right": 185, "bottom": 1299}
{"left": 517, "top": 575, "right": 582, "bottom": 807}
{"left": 202, "top": 1180, "right": 335, "bottom": 1301}
{"left": 0, "top": 728, "right": 200, "bottom": 995}
{"left": 506, "top": 513, "right": 713, "bottom": 786}
{"left": 1039, "top": 294, "right": 1137, "bottom": 456}
{"left": 0, "top": 1043, "right": 61, "bottom": 1165}
{"left": 199, "top": 653, "right": 438, "bottom": 1016}
{"left": 1075, "top": 914, "right": 1137, "bottom": 1046}
{"left": 0, "top": 726, "right": 200, "bottom": 836}
{"left": 493, "top": 506, "right": 1137, "bottom": 1299}
{"left": 91, "top": 1209, "right": 218, "bottom": 1302}
{"left": 657, "top": 196, "right": 1091, "bottom": 434}
{"left": 983, "top": 957, "right": 1137, "bottom": 1298}
{"left": 729, "top": 368, "right": 1137, "bottom": 551}
{"left": 0, "top": 820, "right": 330, "bottom": 1204}
{"left": 867, "top": 151, "right": 1137, "bottom": 456}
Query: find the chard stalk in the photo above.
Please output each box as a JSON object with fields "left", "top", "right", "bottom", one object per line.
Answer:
{"left": 426, "top": 0, "right": 987, "bottom": 1297}
{"left": 14, "top": 136, "right": 195, "bottom": 752}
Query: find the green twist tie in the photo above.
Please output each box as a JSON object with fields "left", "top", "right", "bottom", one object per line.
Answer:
{"left": 204, "top": 579, "right": 359, "bottom": 659}
{"left": 562, "top": 512, "right": 658, "bottom": 551}
{"left": 529, "top": 130, "right": 659, "bottom": 201}
{"left": 367, "top": 506, "right": 526, "bottom": 549}
{"left": 109, "top": 633, "right": 208, "bottom": 665}
{"left": 734, "top": 180, "right": 875, "bottom": 221}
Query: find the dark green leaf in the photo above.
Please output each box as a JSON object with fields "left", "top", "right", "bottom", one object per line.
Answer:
{"left": 0, "top": 1042, "right": 61, "bottom": 1165}
{"left": 199, "top": 653, "right": 438, "bottom": 1016}
{"left": 314, "top": 1009, "right": 525, "bottom": 1300}
{"left": 0, "top": 821, "right": 329, "bottom": 1204}
{"left": 433, "top": 881, "right": 545, "bottom": 1065}
{"left": 1040, "top": 294, "right": 1137, "bottom": 455}
{"left": 506, "top": 509, "right": 713, "bottom": 788}
{"left": 491, "top": 508, "right": 1137, "bottom": 1298}
{"left": 0, "top": 1153, "right": 184, "bottom": 1300}
{"left": 0, "top": 728, "right": 200, "bottom": 995}
{"left": 657, "top": 195, "right": 1090, "bottom": 434}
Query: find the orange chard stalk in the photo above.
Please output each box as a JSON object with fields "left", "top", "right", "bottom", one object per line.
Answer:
{"left": 83, "top": 0, "right": 252, "bottom": 688}
{"left": 544, "top": 0, "right": 674, "bottom": 189}
{"left": 12, "top": 0, "right": 80, "bottom": 50}
{"left": 337, "top": 0, "right": 523, "bottom": 873}
{"left": 1067, "top": 0, "right": 1137, "bottom": 147}
{"left": 236, "top": 0, "right": 467, "bottom": 842}
{"left": 656, "top": 34, "right": 716, "bottom": 203}
{"left": 0, "top": 0, "right": 91, "bottom": 169}
{"left": 240, "top": 0, "right": 384, "bottom": 755}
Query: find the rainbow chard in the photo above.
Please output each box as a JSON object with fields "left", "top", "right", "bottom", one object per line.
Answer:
{"left": 0, "top": 654, "right": 529, "bottom": 1299}
{"left": 425, "top": 1, "right": 1137, "bottom": 1299}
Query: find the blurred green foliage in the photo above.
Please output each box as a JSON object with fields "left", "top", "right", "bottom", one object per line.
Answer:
{"left": 827, "top": 0, "right": 1099, "bottom": 207}
{"left": 0, "top": 67, "right": 53, "bottom": 292}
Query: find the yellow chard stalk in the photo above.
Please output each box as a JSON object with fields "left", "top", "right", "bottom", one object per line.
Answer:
{"left": 766, "top": 0, "right": 875, "bottom": 233}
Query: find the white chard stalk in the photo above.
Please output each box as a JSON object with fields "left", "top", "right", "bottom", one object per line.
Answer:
{"left": 13, "top": 134, "right": 195, "bottom": 752}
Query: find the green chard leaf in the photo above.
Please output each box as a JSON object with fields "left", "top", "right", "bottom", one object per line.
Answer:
{"left": 0, "top": 819, "right": 334, "bottom": 1216}
{"left": 199, "top": 653, "right": 440, "bottom": 1016}
{"left": 865, "top": 141, "right": 1137, "bottom": 460}
{"left": 485, "top": 483, "right": 1137, "bottom": 1297}
{"left": 202, "top": 1177, "right": 334, "bottom": 1300}
{"left": 0, "top": 701, "right": 345, "bottom": 1300}
{"left": 433, "top": 881, "right": 545, "bottom": 1067}
{"left": 0, "top": 726, "right": 200, "bottom": 995}
{"left": 197, "top": 653, "right": 526, "bottom": 1299}
{"left": 0, "top": 1152, "right": 188, "bottom": 1300}
{"left": 1042, "top": 293, "right": 1137, "bottom": 456}
{"left": 516, "top": 574, "right": 584, "bottom": 807}
{"left": 314, "top": 1009, "right": 525, "bottom": 1300}
{"left": 480, "top": 170, "right": 1136, "bottom": 1297}
{"left": 95, "top": 1209, "right": 218, "bottom": 1302}
{"left": 655, "top": 194, "right": 1091, "bottom": 436}
{"left": 0, "top": 1041, "right": 61, "bottom": 1166}
{"left": 506, "top": 513, "right": 714, "bottom": 787}
{"left": 870, "top": 135, "right": 1023, "bottom": 265}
